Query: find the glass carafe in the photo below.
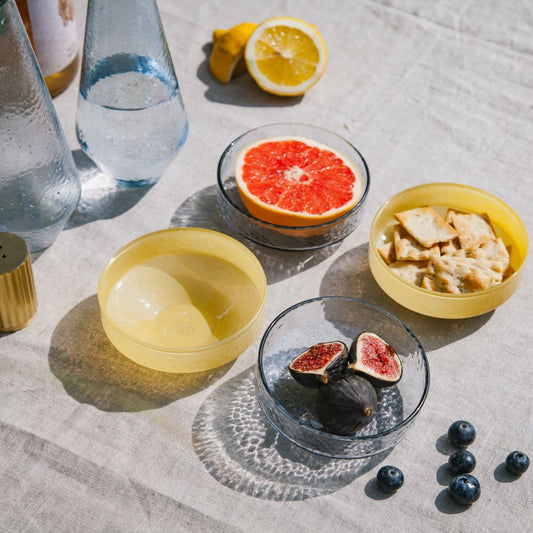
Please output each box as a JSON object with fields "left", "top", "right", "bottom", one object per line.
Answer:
{"left": 0, "top": 0, "right": 81, "bottom": 253}
{"left": 75, "top": 0, "right": 189, "bottom": 187}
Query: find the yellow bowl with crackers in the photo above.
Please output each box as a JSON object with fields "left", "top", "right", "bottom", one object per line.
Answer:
{"left": 369, "top": 183, "right": 528, "bottom": 319}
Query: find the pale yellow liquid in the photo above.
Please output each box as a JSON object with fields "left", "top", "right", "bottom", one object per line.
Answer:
{"left": 106, "top": 254, "right": 262, "bottom": 349}
{"left": 45, "top": 55, "right": 79, "bottom": 98}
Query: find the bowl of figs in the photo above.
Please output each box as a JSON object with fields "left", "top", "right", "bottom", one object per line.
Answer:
{"left": 255, "top": 297, "right": 430, "bottom": 459}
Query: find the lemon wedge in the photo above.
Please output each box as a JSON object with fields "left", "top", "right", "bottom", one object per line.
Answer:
{"left": 209, "top": 22, "right": 258, "bottom": 84}
{"left": 244, "top": 17, "right": 327, "bottom": 96}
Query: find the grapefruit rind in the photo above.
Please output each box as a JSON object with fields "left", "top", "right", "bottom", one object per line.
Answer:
{"left": 235, "top": 136, "right": 362, "bottom": 227}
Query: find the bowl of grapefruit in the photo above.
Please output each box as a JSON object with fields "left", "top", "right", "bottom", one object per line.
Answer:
{"left": 217, "top": 123, "right": 370, "bottom": 251}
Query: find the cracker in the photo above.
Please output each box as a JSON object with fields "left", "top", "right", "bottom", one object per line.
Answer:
{"left": 468, "top": 237, "right": 510, "bottom": 274}
{"left": 384, "top": 204, "right": 511, "bottom": 294}
{"left": 504, "top": 245, "right": 515, "bottom": 277}
{"left": 447, "top": 209, "right": 496, "bottom": 251}
{"left": 394, "top": 225, "right": 440, "bottom": 261}
{"left": 378, "top": 241, "right": 396, "bottom": 265}
{"left": 440, "top": 237, "right": 461, "bottom": 255}
{"left": 394, "top": 206, "right": 457, "bottom": 248}
{"left": 389, "top": 260, "right": 429, "bottom": 286}
{"left": 421, "top": 274, "right": 449, "bottom": 293}
{"left": 453, "top": 256, "right": 505, "bottom": 278}
{"left": 425, "top": 255, "right": 502, "bottom": 294}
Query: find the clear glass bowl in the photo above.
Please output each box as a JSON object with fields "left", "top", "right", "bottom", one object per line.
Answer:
{"left": 255, "top": 297, "right": 429, "bottom": 459}
{"left": 217, "top": 123, "right": 370, "bottom": 251}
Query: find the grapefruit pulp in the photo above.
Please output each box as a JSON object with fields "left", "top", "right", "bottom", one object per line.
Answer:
{"left": 235, "top": 136, "right": 362, "bottom": 227}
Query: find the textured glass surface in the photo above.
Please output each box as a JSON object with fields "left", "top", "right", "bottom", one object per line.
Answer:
{"left": 217, "top": 123, "right": 370, "bottom": 251}
{"left": 256, "top": 297, "right": 430, "bottom": 458}
{"left": 0, "top": 0, "right": 81, "bottom": 252}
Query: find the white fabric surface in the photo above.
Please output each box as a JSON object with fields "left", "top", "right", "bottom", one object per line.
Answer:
{"left": 1, "top": 0, "right": 532, "bottom": 531}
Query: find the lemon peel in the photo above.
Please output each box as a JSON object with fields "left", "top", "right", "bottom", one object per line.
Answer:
{"left": 209, "top": 22, "right": 258, "bottom": 84}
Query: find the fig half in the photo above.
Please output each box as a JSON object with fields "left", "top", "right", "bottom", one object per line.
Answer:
{"left": 316, "top": 374, "right": 377, "bottom": 436}
{"left": 348, "top": 331, "right": 402, "bottom": 387}
{"left": 289, "top": 341, "right": 348, "bottom": 388}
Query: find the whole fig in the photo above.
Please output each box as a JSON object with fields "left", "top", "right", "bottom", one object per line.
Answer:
{"left": 316, "top": 374, "right": 377, "bottom": 436}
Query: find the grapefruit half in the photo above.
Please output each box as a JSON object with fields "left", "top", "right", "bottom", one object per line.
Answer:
{"left": 235, "top": 136, "right": 362, "bottom": 227}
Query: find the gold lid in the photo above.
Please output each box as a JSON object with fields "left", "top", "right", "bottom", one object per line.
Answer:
{"left": 0, "top": 232, "right": 37, "bottom": 332}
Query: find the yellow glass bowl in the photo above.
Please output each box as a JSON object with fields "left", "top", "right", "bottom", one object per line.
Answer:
{"left": 97, "top": 228, "right": 267, "bottom": 372}
{"left": 369, "top": 183, "right": 528, "bottom": 319}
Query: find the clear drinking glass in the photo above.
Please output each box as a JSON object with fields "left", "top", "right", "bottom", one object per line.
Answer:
{"left": 0, "top": 0, "right": 81, "bottom": 253}
{"left": 75, "top": 0, "right": 188, "bottom": 186}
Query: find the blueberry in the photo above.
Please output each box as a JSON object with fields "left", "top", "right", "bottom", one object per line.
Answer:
{"left": 505, "top": 451, "right": 530, "bottom": 475}
{"left": 376, "top": 465, "right": 404, "bottom": 493}
{"left": 448, "top": 449, "right": 476, "bottom": 474}
{"left": 448, "top": 474, "right": 480, "bottom": 505}
{"left": 447, "top": 420, "right": 476, "bottom": 448}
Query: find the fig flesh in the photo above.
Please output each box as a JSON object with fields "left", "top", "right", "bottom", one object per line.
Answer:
{"left": 289, "top": 341, "right": 348, "bottom": 388}
{"left": 316, "top": 374, "right": 377, "bottom": 436}
{"left": 348, "top": 331, "right": 402, "bottom": 387}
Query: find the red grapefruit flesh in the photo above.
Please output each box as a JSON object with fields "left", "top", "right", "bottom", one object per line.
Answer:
{"left": 235, "top": 136, "right": 362, "bottom": 227}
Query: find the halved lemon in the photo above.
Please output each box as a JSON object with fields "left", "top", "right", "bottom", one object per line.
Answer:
{"left": 209, "top": 22, "right": 258, "bottom": 84}
{"left": 244, "top": 17, "right": 327, "bottom": 96}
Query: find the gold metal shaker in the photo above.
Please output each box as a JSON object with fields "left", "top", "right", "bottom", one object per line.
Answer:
{"left": 0, "top": 232, "right": 37, "bottom": 331}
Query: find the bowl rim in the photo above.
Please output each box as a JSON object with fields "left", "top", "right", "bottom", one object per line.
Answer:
{"left": 217, "top": 122, "right": 371, "bottom": 231}
{"left": 257, "top": 296, "right": 430, "bottom": 442}
{"left": 97, "top": 227, "right": 267, "bottom": 355}
{"left": 369, "top": 182, "right": 529, "bottom": 300}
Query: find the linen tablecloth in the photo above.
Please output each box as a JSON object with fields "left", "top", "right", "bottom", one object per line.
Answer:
{"left": 1, "top": 0, "right": 531, "bottom": 531}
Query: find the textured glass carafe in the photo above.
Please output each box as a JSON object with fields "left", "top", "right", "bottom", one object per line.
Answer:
{"left": 0, "top": 0, "right": 81, "bottom": 253}
{"left": 76, "top": 0, "right": 188, "bottom": 186}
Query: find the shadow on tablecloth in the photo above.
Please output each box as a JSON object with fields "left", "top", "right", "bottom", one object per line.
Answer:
{"left": 65, "top": 150, "right": 154, "bottom": 229}
{"left": 192, "top": 365, "right": 389, "bottom": 501}
{"left": 48, "top": 295, "right": 233, "bottom": 412}
{"left": 170, "top": 185, "right": 339, "bottom": 284}
{"left": 197, "top": 43, "right": 304, "bottom": 107}
{"left": 320, "top": 243, "right": 493, "bottom": 351}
